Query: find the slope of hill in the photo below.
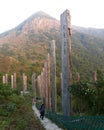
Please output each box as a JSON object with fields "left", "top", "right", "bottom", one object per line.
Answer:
{"left": 73, "top": 25, "right": 104, "bottom": 39}
{"left": 0, "top": 11, "right": 104, "bottom": 80}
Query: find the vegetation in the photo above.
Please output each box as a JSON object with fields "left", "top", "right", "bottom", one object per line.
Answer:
{"left": 69, "top": 70, "right": 104, "bottom": 115}
{"left": 0, "top": 83, "right": 45, "bottom": 130}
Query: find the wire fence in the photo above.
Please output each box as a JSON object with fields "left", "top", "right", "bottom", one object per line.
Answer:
{"left": 46, "top": 111, "right": 104, "bottom": 130}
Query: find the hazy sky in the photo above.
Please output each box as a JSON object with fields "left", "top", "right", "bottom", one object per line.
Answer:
{"left": 0, "top": 0, "right": 104, "bottom": 34}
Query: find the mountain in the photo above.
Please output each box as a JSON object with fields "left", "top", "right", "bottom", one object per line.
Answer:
{"left": 73, "top": 25, "right": 104, "bottom": 38}
{"left": 72, "top": 25, "right": 104, "bottom": 78}
{"left": 0, "top": 11, "right": 59, "bottom": 44}
{"left": 0, "top": 11, "right": 60, "bottom": 78}
{"left": 0, "top": 11, "right": 104, "bottom": 80}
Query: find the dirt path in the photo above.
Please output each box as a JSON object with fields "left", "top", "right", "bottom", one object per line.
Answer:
{"left": 32, "top": 105, "right": 63, "bottom": 130}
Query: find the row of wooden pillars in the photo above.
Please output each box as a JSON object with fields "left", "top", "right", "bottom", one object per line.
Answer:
{"left": 39, "top": 9, "right": 98, "bottom": 115}
{"left": 37, "top": 40, "right": 57, "bottom": 112}
{"left": 36, "top": 10, "right": 72, "bottom": 115}
{"left": 2, "top": 73, "right": 28, "bottom": 93}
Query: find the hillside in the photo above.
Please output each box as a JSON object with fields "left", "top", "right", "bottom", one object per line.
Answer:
{"left": 0, "top": 11, "right": 60, "bottom": 76}
{"left": 0, "top": 11, "right": 104, "bottom": 80}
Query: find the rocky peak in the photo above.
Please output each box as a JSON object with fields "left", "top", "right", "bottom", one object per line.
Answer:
{"left": 0, "top": 11, "right": 60, "bottom": 45}
{"left": 16, "top": 11, "right": 59, "bottom": 35}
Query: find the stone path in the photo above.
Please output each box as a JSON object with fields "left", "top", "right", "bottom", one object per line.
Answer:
{"left": 32, "top": 105, "right": 63, "bottom": 130}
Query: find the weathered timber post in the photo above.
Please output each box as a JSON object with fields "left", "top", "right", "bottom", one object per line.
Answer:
{"left": 40, "top": 71, "right": 44, "bottom": 102}
{"left": 25, "top": 75, "right": 27, "bottom": 92}
{"left": 60, "top": 73, "right": 63, "bottom": 112}
{"left": 92, "top": 71, "right": 97, "bottom": 82}
{"left": 5, "top": 74, "right": 8, "bottom": 84}
{"left": 60, "top": 73, "right": 62, "bottom": 97}
{"left": 11, "top": 75, "right": 13, "bottom": 88}
{"left": 76, "top": 73, "right": 80, "bottom": 82}
{"left": 3, "top": 75, "right": 6, "bottom": 84}
{"left": 44, "top": 62, "right": 48, "bottom": 110}
{"left": 23, "top": 73, "right": 27, "bottom": 93}
{"left": 47, "top": 53, "right": 51, "bottom": 110}
{"left": 40, "top": 73, "right": 43, "bottom": 99}
{"left": 32, "top": 72, "right": 36, "bottom": 99}
{"left": 42, "top": 67, "right": 46, "bottom": 104}
{"left": 50, "top": 40, "right": 57, "bottom": 112}
{"left": 43, "top": 66, "right": 47, "bottom": 107}
{"left": 13, "top": 73, "right": 17, "bottom": 89}
{"left": 60, "top": 9, "right": 72, "bottom": 116}
{"left": 37, "top": 75, "right": 41, "bottom": 98}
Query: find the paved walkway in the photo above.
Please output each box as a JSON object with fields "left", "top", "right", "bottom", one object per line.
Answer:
{"left": 32, "top": 105, "right": 63, "bottom": 130}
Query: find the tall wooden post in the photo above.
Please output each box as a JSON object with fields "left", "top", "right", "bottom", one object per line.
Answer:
{"left": 76, "top": 73, "right": 80, "bottom": 82}
{"left": 60, "top": 9, "right": 72, "bottom": 116}
{"left": 23, "top": 73, "right": 27, "bottom": 93}
{"left": 37, "top": 75, "right": 41, "bottom": 97}
{"left": 40, "top": 72, "right": 44, "bottom": 102}
{"left": 47, "top": 53, "right": 51, "bottom": 110}
{"left": 43, "top": 63, "right": 48, "bottom": 108}
{"left": 50, "top": 40, "right": 57, "bottom": 112}
{"left": 39, "top": 73, "right": 43, "bottom": 99}
{"left": 32, "top": 72, "right": 36, "bottom": 99}
{"left": 92, "top": 71, "right": 97, "bottom": 82}
{"left": 60, "top": 73, "right": 62, "bottom": 97}
{"left": 13, "top": 73, "right": 17, "bottom": 89}
{"left": 3, "top": 75, "right": 5, "bottom": 84}
{"left": 44, "top": 62, "right": 48, "bottom": 110}
{"left": 11, "top": 75, "right": 13, "bottom": 89}
{"left": 42, "top": 68, "right": 46, "bottom": 104}
{"left": 5, "top": 74, "right": 8, "bottom": 84}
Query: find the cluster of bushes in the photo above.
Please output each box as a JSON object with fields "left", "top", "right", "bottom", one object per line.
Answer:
{"left": 0, "top": 83, "right": 45, "bottom": 130}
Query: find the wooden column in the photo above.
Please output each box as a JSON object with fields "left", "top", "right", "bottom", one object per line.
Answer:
{"left": 50, "top": 40, "right": 57, "bottom": 112}
{"left": 5, "top": 74, "right": 8, "bottom": 84}
{"left": 13, "top": 73, "right": 17, "bottom": 89}
{"left": 42, "top": 68, "right": 46, "bottom": 104}
{"left": 39, "top": 73, "right": 43, "bottom": 99}
{"left": 39, "top": 72, "right": 43, "bottom": 101}
{"left": 11, "top": 75, "right": 13, "bottom": 89}
{"left": 60, "top": 73, "right": 62, "bottom": 97}
{"left": 37, "top": 75, "right": 41, "bottom": 97}
{"left": 47, "top": 53, "right": 51, "bottom": 110}
{"left": 76, "top": 73, "right": 80, "bottom": 82}
{"left": 44, "top": 63, "right": 48, "bottom": 108}
{"left": 3, "top": 75, "right": 5, "bottom": 84}
{"left": 92, "top": 71, "right": 97, "bottom": 82}
{"left": 23, "top": 73, "right": 27, "bottom": 93}
{"left": 60, "top": 9, "right": 72, "bottom": 116}
{"left": 32, "top": 72, "right": 36, "bottom": 99}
